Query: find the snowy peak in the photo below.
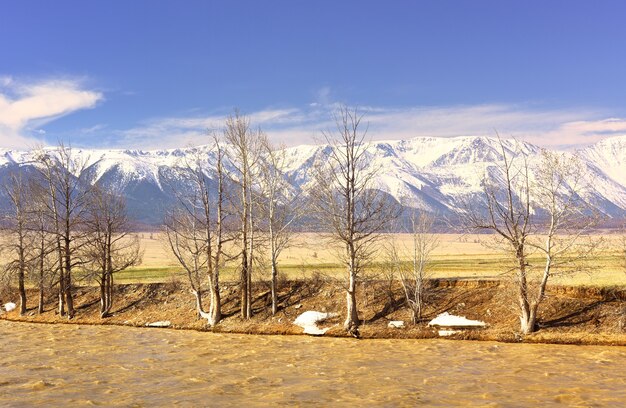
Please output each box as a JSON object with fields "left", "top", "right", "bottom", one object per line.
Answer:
{"left": 0, "top": 135, "right": 625, "bottom": 224}
{"left": 579, "top": 135, "right": 626, "bottom": 187}
{"left": 364, "top": 136, "right": 539, "bottom": 168}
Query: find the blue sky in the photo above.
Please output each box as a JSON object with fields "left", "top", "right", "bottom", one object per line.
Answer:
{"left": 2, "top": 1, "right": 626, "bottom": 149}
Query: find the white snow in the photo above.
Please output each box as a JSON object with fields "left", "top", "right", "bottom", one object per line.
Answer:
{"left": 145, "top": 321, "right": 171, "bottom": 327}
{"left": 293, "top": 311, "right": 337, "bottom": 335}
{"left": 428, "top": 312, "right": 486, "bottom": 328}
{"left": 579, "top": 135, "right": 626, "bottom": 186}
{"left": 387, "top": 320, "right": 405, "bottom": 328}
{"left": 437, "top": 329, "right": 460, "bottom": 337}
{"left": 1, "top": 135, "right": 625, "bottom": 218}
{"left": 3, "top": 302, "right": 16, "bottom": 312}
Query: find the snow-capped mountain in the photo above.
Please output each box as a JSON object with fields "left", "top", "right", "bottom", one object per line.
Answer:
{"left": 579, "top": 136, "right": 626, "bottom": 187}
{"left": 282, "top": 136, "right": 545, "bottom": 216}
{"left": 1, "top": 135, "right": 625, "bottom": 225}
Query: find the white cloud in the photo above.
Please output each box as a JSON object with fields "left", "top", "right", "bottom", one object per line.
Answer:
{"left": 0, "top": 77, "right": 103, "bottom": 148}
{"left": 1, "top": 76, "right": 621, "bottom": 150}
{"left": 114, "top": 103, "right": 622, "bottom": 150}
{"left": 540, "top": 118, "right": 626, "bottom": 148}
{"left": 0, "top": 76, "right": 13, "bottom": 87}
{"left": 114, "top": 108, "right": 317, "bottom": 149}
{"left": 356, "top": 104, "right": 604, "bottom": 147}
{"left": 315, "top": 86, "right": 332, "bottom": 106}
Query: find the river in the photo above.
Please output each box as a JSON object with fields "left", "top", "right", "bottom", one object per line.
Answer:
{"left": 1, "top": 321, "right": 625, "bottom": 406}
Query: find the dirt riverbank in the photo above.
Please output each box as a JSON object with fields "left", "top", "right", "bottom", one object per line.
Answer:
{"left": 2, "top": 278, "right": 626, "bottom": 346}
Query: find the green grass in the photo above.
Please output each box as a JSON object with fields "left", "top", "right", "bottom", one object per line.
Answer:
{"left": 114, "top": 267, "right": 184, "bottom": 283}
{"left": 101, "top": 252, "right": 626, "bottom": 288}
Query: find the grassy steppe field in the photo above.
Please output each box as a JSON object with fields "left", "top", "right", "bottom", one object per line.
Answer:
{"left": 114, "top": 232, "right": 626, "bottom": 287}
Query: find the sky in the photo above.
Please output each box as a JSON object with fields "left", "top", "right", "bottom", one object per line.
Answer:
{"left": 2, "top": 1, "right": 626, "bottom": 150}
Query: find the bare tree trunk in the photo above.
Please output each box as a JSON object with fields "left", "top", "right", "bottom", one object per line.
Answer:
{"left": 271, "top": 258, "right": 278, "bottom": 315}
{"left": 38, "top": 236, "right": 45, "bottom": 314}
{"left": 99, "top": 262, "right": 108, "bottom": 317}
{"left": 240, "top": 249, "right": 249, "bottom": 319}
{"left": 99, "top": 279, "right": 106, "bottom": 316}
{"left": 17, "top": 230, "right": 27, "bottom": 315}
{"left": 520, "top": 303, "right": 539, "bottom": 335}
{"left": 55, "top": 225, "right": 66, "bottom": 316}
{"left": 517, "top": 252, "right": 536, "bottom": 334}
{"left": 208, "top": 277, "right": 221, "bottom": 325}
{"left": 246, "top": 265, "right": 252, "bottom": 318}
{"left": 103, "top": 236, "right": 114, "bottom": 317}
{"left": 106, "top": 272, "right": 113, "bottom": 315}
{"left": 65, "top": 274, "right": 74, "bottom": 318}
{"left": 415, "top": 282, "right": 423, "bottom": 321}
{"left": 193, "top": 289, "right": 205, "bottom": 317}
{"left": 58, "top": 259, "right": 65, "bottom": 316}
{"left": 38, "top": 288, "right": 44, "bottom": 314}
{"left": 208, "top": 143, "right": 225, "bottom": 326}
{"left": 64, "top": 237, "right": 75, "bottom": 319}
{"left": 268, "top": 178, "right": 278, "bottom": 315}
{"left": 58, "top": 289, "right": 65, "bottom": 315}
{"left": 344, "top": 253, "right": 360, "bottom": 335}
{"left": 18, "top": 264, "right": 26, "bottom": 315}
{"left": 345, "top": 280, "right": 359, "bottom": 335}
{"left": 192, "top": 289, "right": 217, "bottom": 324}
{"left": 240, "top": 179, "right": 250, "bottom": 319}
{"left": 247, "top": 200, "right": 254, "bottom": 319}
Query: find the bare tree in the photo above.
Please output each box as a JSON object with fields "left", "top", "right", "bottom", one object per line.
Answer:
{"left": 398, "top": 211, "right": 439, "bottom": 323}
{"left": 259, "top": 138, "right": 301, "bottom": 315}
{"left": 35, "top": 144, "right": 92, "bottom": 318}
{"left": 164, "top": 139, "right": 228, "bottom": 326}
{"left": 465, "top": 138, "right": 600, "bottom": 334}
{"left": 463, "top": 138, "right": 534, "bottom": 332}
{"left": 1, "top": 171, "right": 34, "bottom": 315}
{"left": 622, "top": 224, "right": 626, "bottom": 274}
{"left": 312, "top": 106, "right": 399, "bottom": 336}
{"left": 84, "top": 187, "right": 141, "bottom": 318}
{"left": 524, "top": 150, "right": 602, "bottom": 329}
{"left": 164, "top": 204, "right": 208, "bottom": 315}
{"left": 28, "top": 179, "right": 56, "bottom": 314}
{"left": 223, "top": 111, "right": 264, "bottom": 319}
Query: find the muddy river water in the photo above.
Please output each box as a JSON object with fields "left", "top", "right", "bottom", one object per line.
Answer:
{"left": 1, "top": 321, "right": 625, "bottom": 406}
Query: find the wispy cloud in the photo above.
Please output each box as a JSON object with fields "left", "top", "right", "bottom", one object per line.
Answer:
{"left": 541, "top": 118, "right": 626, "bottom": 148}
{"left": 113, "top": 108, "right": 319, "bottom": 149}
{"left": 0, "top": 76, "right": 103, "bottom": 148}
{"left": 358, "top": 104, "right": 613, "bottom": 148}
{"left": 3, "top": 76, "right": 620, "bottom": 150}
{"left": 109, "top": 102, "right": 623, "bottom": 150}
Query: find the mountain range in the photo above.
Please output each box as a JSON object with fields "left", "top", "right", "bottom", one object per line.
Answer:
{"left": 0, "top": 135, "right": 625, "bottom": 227}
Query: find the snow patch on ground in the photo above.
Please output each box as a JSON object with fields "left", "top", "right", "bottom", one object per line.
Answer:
{"left": 388, "top": 320, "right": 405, "bottom": 328}
{"left": 293, "top": 311, "right": 338, "bottom": 335}
{"left": 428, "top": 312, "right": 486, "bottom": 328}
{"left": 145, "top": 321, "right": 171, "bottom": 327}
{"left": 3, "top": 302, "right": 16, "bottom": 312}
{"left": 437, "top": 329, "right": 461, "bottom": 337}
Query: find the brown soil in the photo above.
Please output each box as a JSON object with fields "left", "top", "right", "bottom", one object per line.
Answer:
{"left": 2, "top": 278, "right": 626, "bottom": 346}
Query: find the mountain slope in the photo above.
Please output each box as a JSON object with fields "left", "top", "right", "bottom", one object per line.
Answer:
{"left": 0, "top": 135, "right": 625, "bottom": 224}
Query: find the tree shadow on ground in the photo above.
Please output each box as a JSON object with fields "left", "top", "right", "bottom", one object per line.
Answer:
{"left": 429, "top": 287, "right": 488, "bottom": 316}
{"left": 541, "top": 300, "right": 606, "bottom": 328}
{"left": 77, "top": 298, "right": 100, "bottom": 310}
{"left": 365, "top": 296, "right": 406, "bottom": 324}
{"left": 112, "top": 284, "right": 161, "bottom": 315}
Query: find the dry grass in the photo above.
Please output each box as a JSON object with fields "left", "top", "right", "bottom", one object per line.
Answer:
{"left": 113, "top": 232, "right": 626, "bottom": 286}
{"left": 2, "top": 232, "right": 623, "bottom": 286}
{"left": 3, "top": 279, "right": 626, "bottom": 345}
